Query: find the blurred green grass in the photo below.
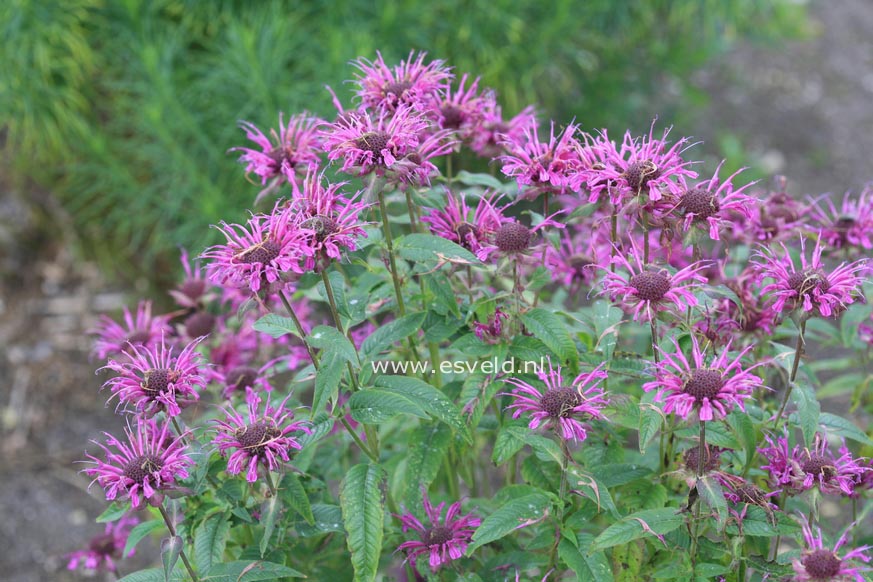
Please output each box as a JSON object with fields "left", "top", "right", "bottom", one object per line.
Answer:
{"left": 0, "top": 0, "right": 807, "bottom": 285}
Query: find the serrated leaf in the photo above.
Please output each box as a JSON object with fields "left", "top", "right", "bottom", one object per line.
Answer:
{"left": 205, "top": 560, "right": 306, "bottom": 581}
{"left": 280, "top": 473, "right": 314, "bottom": 525}
{"left": 404, "top": 424, "right": 452, "bottom": 508}
{"left": 591, "top": 508, "right": 683, "bottom": 551}
{"left": 590, "top": 463, "right": 652, "bottom": 488}
{"left": 308, "top": 325, "right": 358, "bottom": 364}
{"left": 521, "top": 308, "right": 578, "bottom": 367}
{"left": 161, "top": 535, "right": 183, "bottom": 582}
{"left": 504, "top": 425, "right": 563, "bottom": 465}
{"left": 589, "top": 300, "right": 623, "bottom": 362}
{"left": 395, "top": 233, "right": 478, "bottom": 263}
{"left": 296, "top": 412, "right": 334, "bottom": 448}
{"left": 96, "top": 502, "right": 127, "bottom": 523}
{"left": 639, "top": 394, "right": 663, "bottom": 455}
{"left": 567, "top": 466, "right": 619, "bottom": 517}
{"left": 374, "top": 375, "right": 473, "bottom": 443}
{"left": 122, "top": 520, "right": 163, "bottom": 560}
{"left": 347, "top": 388, "right": 429, "bottom": 424}
{"left": 341, "top": 463, "right": 386, "bottom": 582}
{"left": 559, "top": 535, "right": 613, "bottom": 582}
{"left": 790, "top": 380, "right": 820, "bottom": 446}
{"left": 117, "top": 569, "right": 184, "bottom": 582}
{"left": 194, "top": 513, "right": 230, "bottom": 573}
{"left": 360, "top": 312, "right": 426, "bottom": 360}
{"left": 697, "top": 475, "right": 728, "bottom": 528}
{"left": 296, "top": 504, "right": 344, "bottom": 537}
{"left": 492, "top": 425, "right": 526, "bottom": 465}
{"left": 252, "top": 314, "right": 300, "bottom": 339}
{"left": 311, "top": 349, "right": 344, "bottom": 420}
{"left": 467, "top": 492, "right": 551, "bottom": 553}
{"left": 818, "top": 412, "right": 873, "bottom": 446}
{"left": 259, "top": 496, "right": 282, "bottom": 557}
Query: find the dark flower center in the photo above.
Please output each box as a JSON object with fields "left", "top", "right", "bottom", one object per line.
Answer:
{"left": 802, "top": 549, "right": 842, "bottom": 579}
{"left": 185, "top": 311, "right": 215, "bottom": 338}
{"left": 422, "top": 525, "right": 454, "bottom": 547}
{"left": 787, "top": 269, "right": 830, "bottom": 297}
{"left": 89, "top": 532, "right": 119, "bottom": 556}
{"left": 236, "top": 421, "right": 282, "bottom": 456}
{"left": 683, "top": 445, "right": 721, "bottom": 473}
{"left": 384, "top": 80, "right": 412, "bottom": 99}
{"left": 355, "top": 131, "right": 391, "bottom": 164}
{"left": 629, "top": 270, "right": 671, "bottom": 301}
{"left": 226, "top": 366, "right": 259, "bottom": 391}
{"left": 441, "top": 105, "right": 465, "bottom": 129}
{"left": 735, "top": 484, "right": 767, "bottom": 506}
{"left": 235, "top": 239, "right": 282, "bottom": 265}
{"left": 126, "top": 329, "right": 152, "bottom": 345}
{"left": 683, "top": 369, "right": 724, "bottom": 402}
{"left": 834, "top": 216, "right": 855, "bottom": 234}
{"left": 179, "top": 279, "right": 207, "bottom": 301}
{"left": 455, "top": 222, "right": 479, "bottom": 249}
{"left": 494, "top": 222, "right": 532, "bottom": 253}
{"left": 540, "top": 388, "right": 581, "bottom": 419}
{"left": 802, "top": 455, "right": 836, "bottom": 481}
{"left": 123, "top": 454, "right": 163, "bottom": 485}
{"left": 301, "top": 215, "right": 340, "bottom": 243}
{"left": 624, "top": 160, "right": 660, "bottom": 192}
{"left": 568, "top": 254, "right": 594, "bottom": 278}
{"left": 141, "top": 368, "right": 177, "bottom": 398}
{"left": 680, "top": 188, "right": 720, "bottom": 220}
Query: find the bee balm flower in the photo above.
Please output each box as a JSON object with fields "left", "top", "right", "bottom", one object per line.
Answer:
{"left": 396, "top": 491, "right": 480, "bottom": 572}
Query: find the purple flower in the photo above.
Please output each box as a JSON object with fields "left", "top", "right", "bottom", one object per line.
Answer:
{"left": 472, "top": 307, "right": 508, "bottom": 341}
{"left": 469, "top": 96, "right": 536, "bottom": 159}
{"left": 83, "top": 419, "right": 193, "bottom": 510}
{"left": 600, "top": 244, "right": 708, "bottom": 323}
{"left": 546, "top": 228, "right": 611, "bottom": 290}
{"left": 421, "top": 190, "right": 511, "bottom": 254}
{"left": 169, "top": 248, "right": 215, "bottom": 310}
{"left": 395, "top": 492, "right": 480, "bottom": 572}
{"left": 754, "top": 235, "right": 867, "bottom": 318}
{"left": 499, "top": 119, "right": 583, "bottom": 198}
{"left": 759, "top": 431, "right": 869, "bottom": 496}
{"left": 503, "top": 359, "right": 608, "bottom": 442}
{"left": 66, "top": 514, "right": 138, "bottom": 573}
{"left": 386, "top": 128, "right": 457, "bottom": 189}
{"left": 810, "top": 186, "right": 873, "bottom": 251}
{"left": 729, "top": 176, "right": 809, "bottom": 243}
{"left": 212, "top": 391, "right": 310, "bottom": 483}
{"left": 643, "top": 335, "right": 762, "bottom": 421}
{"left": 792, "top": 522, "right": 871, "bottom": 582}
{"left": 101, "top": 336, "right": 207, "bottom": 417}
{"left": 475, "top": 212, "right": 565, "bottom": 263}
{"left": 352, "top": 51, "right": 452, "bottom": 112}
{"left": 673, "top": 162, "right": 756, "bottom": 240}
{"left": 229, "top": 113, "right": 322, "bottom": 189}
{"left": 90, "top": 300, "right": 172, "bottom": 361}
{"left": 202, "top": 201, "right": 314, "bottom": 294}
{"left": 430, "top": 73, "right": 488, "bottom": 138}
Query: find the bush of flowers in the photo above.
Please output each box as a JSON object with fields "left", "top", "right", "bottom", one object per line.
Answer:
{"left": 71, "top": 52, "right": 873, "bottom": 581}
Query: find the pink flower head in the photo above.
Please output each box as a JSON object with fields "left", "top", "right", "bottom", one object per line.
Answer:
{"left": 322, "top": 105, "right": 430, "bottom": 177}
{"left": 229, "top": 113, "right": 322, "bottom": 188}
{"left": 499, "top": 119, "right": 583, "bottom": 198}
{"left": 212, "top": 391, "right": 310, "bottom": 483}
{"left": 169, "top": 248, "right": 215, "bottom": 310}
{"left": 430, "top": 73, "right": 489, "bottom": 138}
{"left": 469, "top": 94, "right": 536, "bottom": 159}
{"left": 754, "top": 235, "right": 867, "bottom": 318}
{"left": 810, "top": 185, "right": 873, "bottom": 251}
{"left": 202, "top": 201, "right": 314, "bottom": 294}
{"left": 730, "top": 176, "right": 809, "bottom": 243}
{"left": 387, "top": 127, "right": 457, "bottom": 189}
{"left": 472, "top": 307, "right": 508, "bottom": 341}
{"left": 101, "top": 336, "right": 207, "bottom": 418}
{"left": 91, "top": 300, "right": 172, "bottom": 361}
{"left": 287, "top": 170, "right": 371, "bottom": 269}
{"left": 475, "top": 212, "right": 565, "bottom": 263}
{"left": 395, "top": 491, "right": 480, "bottom": 572}
{"left": 600, "top": 244, "right": 708, "bottom": 323}
{"left": 759, "top": 431, "right": 869, "bottom": 497}
{"left": 421, "top": 190, "right": 512, "bottom": 254}
{"left": 546, "top": 228, "right": 611, "bottom": 290}
{"left": 593, "top": 122, "right": 697, "bottom": 205}
{"left": 792, "top": 522, "right": 871, "bottom": 582}
{"left": 673, "top": 162, "right": 756, "bottom": 240}
{"left": 503, "top": 359, "right": 608, "bottom": 442}
{"left": 83, "top": 418, "right": 193, "bottom": 510}
{"left": 210, "top": 357, "right": 283, "bottom": 400}
{"left": 352, "top": 51, "right": 452, "bottom": 112}
{"left": 642, "top": 336, "right": 762, "bottom": 421}
{"left": 66, "top": 514, "right": 138, "bottom": 573}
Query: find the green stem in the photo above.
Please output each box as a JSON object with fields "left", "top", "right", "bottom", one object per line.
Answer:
{"left": 404, "top": 189, "right": 419, "bottom": 231}
{"left": 774, "top": 319, "right": 806, "bottom": 429}
{"left": 610, "top": 208, "right": 618, "bottom": 273}
{"left": 277, "top": 289, "right": 319, "bottom": 366}
{"left": 547, "top": 436, "right": 572, "bottom": 573}
{"left": 377, "top": 189, "right": 406, "bottom": 316}
{"left": 264, "top": 469, "right": 278, "bottom": 497}
{"left": 340, "top": 416, "right": 378, "bottom": 463}
{"left": 321, "top": 269, "right": 360, "bottom": 392}
{"left": 158, "top": 504, "right": 199, "bottom": 582}
{"left": 428, "top": 341, "right": 443, "bottom": 387}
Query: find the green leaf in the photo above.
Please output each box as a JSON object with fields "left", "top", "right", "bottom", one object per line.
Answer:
{"left": 790, "top": 380, "right": 820, "bottom": 446}
{"left": 311, "top": 349, "right": 344, "bottom": 419}
{"left": 117, "top": 569, "right": 184, "bottom": 582}
{"left": 360, "top": 312, "right": 426, "bottom": 360}
{"left": 590, "top": 463, "right": 652, "bottom": 488}
{"left": 96, "top": 502, "right": 128, "bottom": 523}
{"left": 296, "top": 504, "right": 344, "bottom": 537}
{"left": 567, "top": 466, "right": 619, "bottom": 517}
{"left": 395, "top": 233, "right": 478, "bottom": 263}
{"left": 308, "top": 325, "right": 357, "bottom": 364}
{"left": 205, "top": 560, "right": 306, "bottom": 581}
{"left": 340, "top": 463, "right": 386, "bottom": 582}
{"left": 374, "top": 375, "right": 473, "bottom": 443}
{"left": 697, "top": 475, "right": 728, "bottom": 528}
{"left": 521, "top": 308, "right": 578, "bottom": 367}
{"left": 296, "top": 412, "right": 334, "bottom": 448}
{"left": 503, "top": 425, "right": 563, "bottom": 465}
{"left": 280, "top": 473, "right": 315, "bottom": 525}
{"left": 194, "top": 513, "right": 230, "bottom": 573}
{"left": 492, "top": 425, "right": 526, "bottom": 465}
{"left": 259, "top": 496, "right": 282, "bottom": 557}
{"left": 589, "top": 300, "right": 623, "bottom": 362}
{"left": 639, "top": 394, "right": 663, "bottom": 455}
{"left": 455, "top": 170, "right": 505, "bottom": 189}
{"left": 591, "top": 508, "right": 683, "bottom": 551}
{"left": 467, "top": 492, "right": 551, "bottom": 553}
{"left": 124, "top": 519, "right": 163, "bottom": 559}
{"left": 818, "top": 412, "right": 873, "bottom": 446}
{"left": 347, "top": 387, "right": 429, "bottom": 424}
{"left": 559, "top": 536, "right": 613, "bottom": 582}
{"left": 161, "top": 535, "right": 183, "bottom": 582}
{"left": 404, "top": 424, "right": 452, "bottom": 508}
{"left": 252, "top": 314, "right": 300, "bottom": 339}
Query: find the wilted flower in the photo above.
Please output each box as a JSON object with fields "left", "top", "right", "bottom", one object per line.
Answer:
{"left": 643, "top": 336, "right": 762, "bottom": 421}
{"left": 101, "top": 336, "right": 207, "bottom": 418}
{"left": 91, "top": 300, "right": 172, "bottom": 361}
{"left": 66, "top": 514, "right": 138, "bottom": 574}
{"left": 213, "top": 392, "right": 310, "bottom": 483}
{"left": 792, "top": 522, "right": 871, "bottom": 582}
{"left": 503, "top": 360, "right": 608, "bottom": 442}
{"left": 810, "top": 186, "right": 873, "bottom": 251}
{"left": 83, "top": 419, "right": 193, "bottom": 510}
{"left": 352, "top": 51, "right": 452, "bottom": 112}
{"left": 421, "top": 190, "right": 511, "bottom": 254}
{"left": 396, "top": 492, "right": 480, "bottom": 572}
{"left": 673, "top": 162, "right": 755, "bottom": 240}
{"left": 499, "top": 119, "right": 583, "bottom": 198}
{"left": 472, "top": 307, "right": 508, "bottom": 341}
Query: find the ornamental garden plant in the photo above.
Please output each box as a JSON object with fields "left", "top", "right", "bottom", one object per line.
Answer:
{"left": 71, "top": 52, "right": 873, "bottom": 582}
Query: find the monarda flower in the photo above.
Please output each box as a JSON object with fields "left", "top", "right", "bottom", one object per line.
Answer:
{"left": 754, "top": 235, "right": 867, "bottom": 318}
{"left": 729, "top": 176, "right": 808, "bottom": 243}
{"left": 352, "top": 50, "right": 452, "bottom": 112}
{"left": 421, "top": 190, "right": 511, "bottom": 254}
{"left": 83, "top": 419, "right": 193, "bottom": 510}
{"left": 66, "top": 514, "right": 138, "bottom": 574}
{"left": 91, "top": 300, "right": 172, "bottom": 361}
{"left": 792, "top": 522, "right": 871, "bottom": 582}
{"left": 475, "top": 213, "right": 564, "bottom": 263}
{"left": 321, "top": 106, "right": 430, "bottom": 177}
{"left": 430, "top": 73, "right": 488, "bottom": 139}
{"left": 101, "top": 336, "right": 207, "bottom": 418}
{"left": 642, "top": 336, "right": 761, "bottom": 421}
{"left": 212, "top": 392, "right": 310, "bottom": 483}
{"left": 386, "top": 128, "right": 457, "bottom": 189}
{"left": 202, "top": 201, "right": 314, "bottom": 294}
{"left": 503, "top": 360, "right": 608, "bottom": 442}
{"left": 169, "top": 248, "right": 215, "bottom": 310}
{"left": 229, "top": 113, "right": 322, "bottom": 190}
{"left": 673, "top": 163, "right": 755, "bottom": 240}
{"left": 600, "top": 245, "right": 708, "bottom": 323}
{"left": 810, "top": 186, "right": 873, "bottom": 251}
{"left": 546, "top": 228, "right": 611, "bottom": 290}
{"left": 498, "top": 119, "right": 583, "bottom": 198}
{"left": 758, "top": 431, "right": 869, "bottom": 496}
{"left": 469, "top": 95, "right": 536, "bottom": 159}
{"left": 396, "top": 492, "right": 480, "bottom": 572}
